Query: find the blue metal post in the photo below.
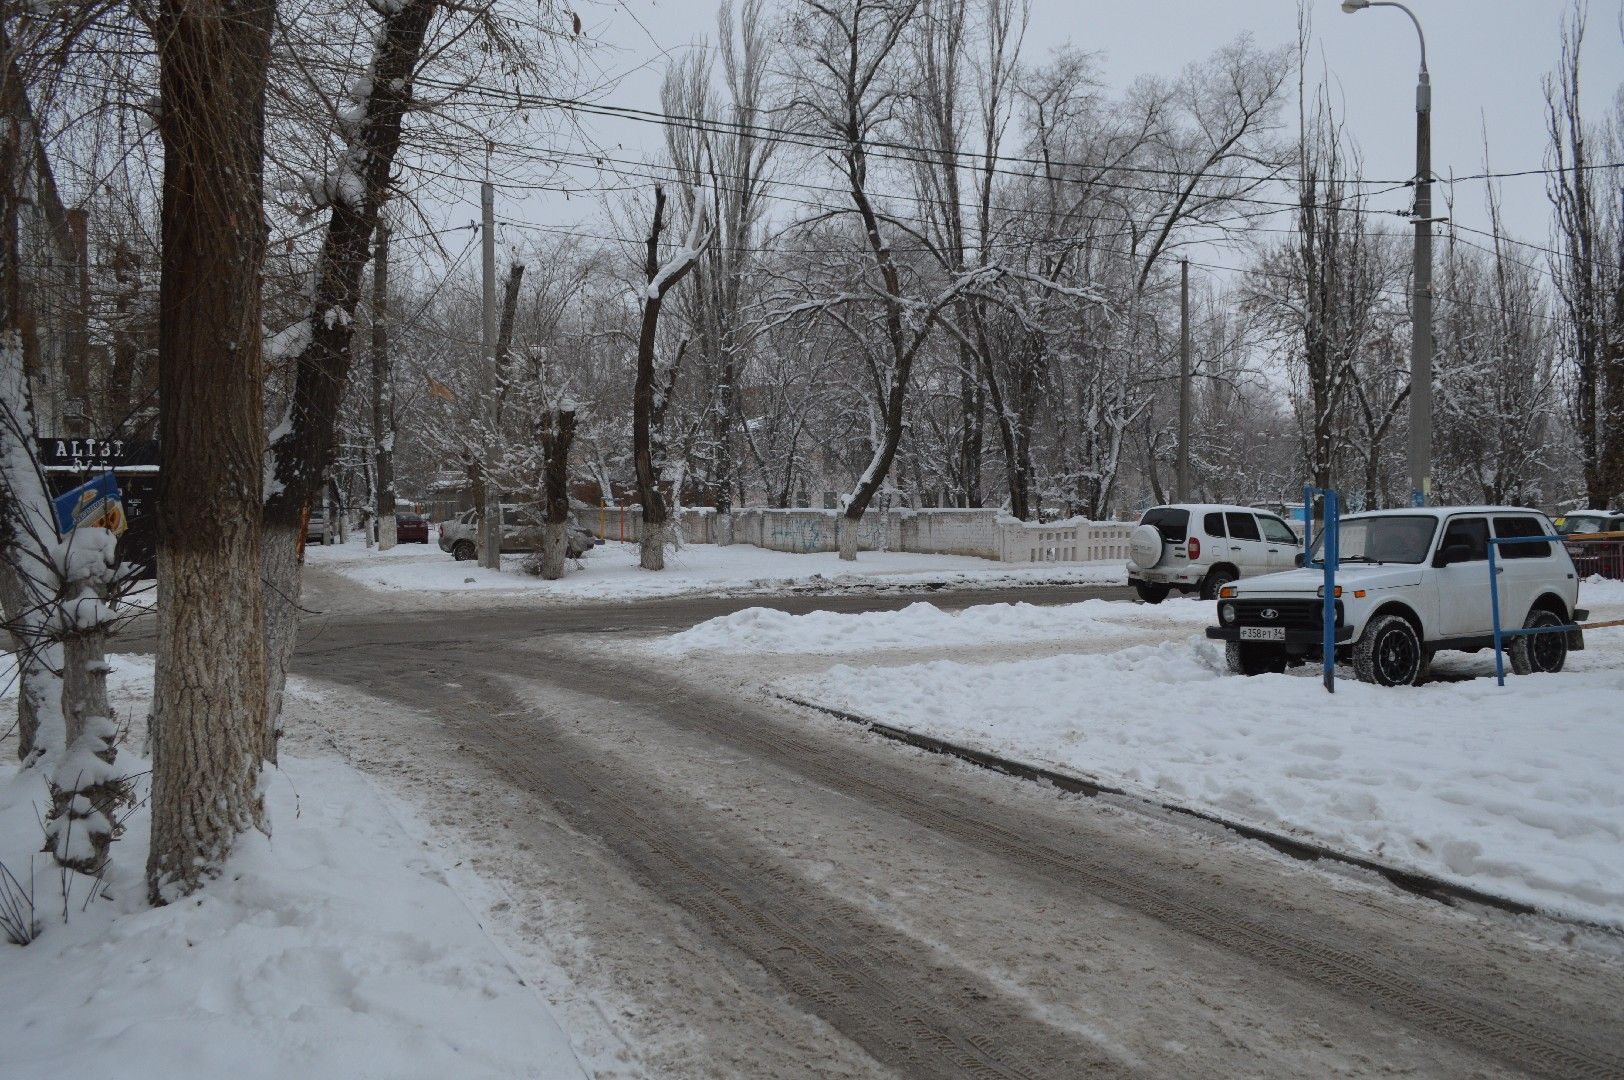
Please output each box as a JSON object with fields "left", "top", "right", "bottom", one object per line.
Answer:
{"left": 1322, "top": 490, "right": 1338, "bottom": 693}
{"left": 1488, "top": 540, "right": 1505, "bottom": 686}
{"left": 1301, "top": 484, "right": 1314, "bottom": 557}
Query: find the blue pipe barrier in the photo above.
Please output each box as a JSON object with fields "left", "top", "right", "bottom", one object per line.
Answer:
{"left": 1487, "top": 533, "right": 1579, "bottom": 687}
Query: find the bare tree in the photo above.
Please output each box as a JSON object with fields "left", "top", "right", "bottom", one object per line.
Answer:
{"left": 261, "top": 0, "right": 439, "bottom": 763}
{"left": 1545, "top": 4, "right": 1624, "bottom": 508}
{"left": 788, "top": 0, "right": 984, "bottom": 557}
{"left": 633, "top": 184, "right": 708, "bottom": 570}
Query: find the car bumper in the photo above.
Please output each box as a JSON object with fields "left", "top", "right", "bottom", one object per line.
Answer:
{"left": 1206, "top": 625, "right": 1354, "bottom": 646}
{"left": 1130, "top": 566, "right": 1200, "bottom": 586}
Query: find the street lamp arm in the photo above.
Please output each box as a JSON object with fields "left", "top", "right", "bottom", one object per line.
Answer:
{"left": 1364, "top": 0, "right": 1428, "bottom": 75}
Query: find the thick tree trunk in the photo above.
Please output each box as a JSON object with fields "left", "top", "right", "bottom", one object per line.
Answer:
{"left": 541, "top": 523, "right": 568, "bottom": 578}
{"left": 260, "top": 519, "right": 301, "bottom": 763}
{"left": 148, "top": 0, "right": 273, "bottom": 903}
{"left": 538, "top": 406, "right": 575, "bottom": 580}
{"left": 639, "top": 521, "right": 666, "bottom": 571}
{"left": 837, "top": 515, "right": 858, "bottom": 561}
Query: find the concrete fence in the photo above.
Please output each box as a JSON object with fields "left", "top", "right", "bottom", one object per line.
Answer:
{"left": 584, "top": 504, "right": 1130, "bottom": 564}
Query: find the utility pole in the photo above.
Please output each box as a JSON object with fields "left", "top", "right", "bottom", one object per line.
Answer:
{"left": 1410, "top": 45, "right": 1433, "bottom": 507}
{"left": 1176, "top": 258, "right": 1191, "bottom": 502}
{"left": 1342, "top": 0, "right": 1432, "bottom": 506}
{"left": 478, "top": 178, "right": 500, "bottom": 569}
{"left": 371, "top": 221, "right": 396, "bottom": 550}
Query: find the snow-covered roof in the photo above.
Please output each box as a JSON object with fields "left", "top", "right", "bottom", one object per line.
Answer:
{"left": 1339, "top": 505, "right": 1548, "bottom": 520}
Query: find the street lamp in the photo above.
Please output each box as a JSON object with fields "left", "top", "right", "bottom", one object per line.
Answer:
{"left": 1343, "top": 0, "right": 1433, "bottom": 507}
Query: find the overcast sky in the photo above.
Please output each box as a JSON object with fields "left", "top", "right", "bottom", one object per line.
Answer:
{"left": 470, "top": 0, "right": 1623, "bottom": 272}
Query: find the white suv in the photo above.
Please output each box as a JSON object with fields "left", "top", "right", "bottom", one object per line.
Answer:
{"left": 1128, "top": 504, "right": 1303, "bottom": 603}
{"left": 1206, "top": 506, "right": 1588, "bottom": 686}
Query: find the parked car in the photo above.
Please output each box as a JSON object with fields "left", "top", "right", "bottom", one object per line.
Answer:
{"left": 1206, "top": 506, "right": 1587, "bottom": 686}
{"left": 1127, "top": 503, "right": 1303, "bottom": 603}
{"left": 1553, "top": 509, "right": 1624, "bottom": 536}
{"left": 394, "top": 511, "right": 430, "bottom": 544}
{"left": 437, "top": 504, "right": 597, "bottom": 561}
{"left": 305, "top": 506, "right": 331, "bottom": 545}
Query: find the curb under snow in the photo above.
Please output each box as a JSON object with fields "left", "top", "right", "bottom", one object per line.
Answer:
{"left": 772, "top": 692, "right": 1620, "bottom": 930}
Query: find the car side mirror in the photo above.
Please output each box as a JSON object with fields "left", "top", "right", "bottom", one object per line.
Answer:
{"left": 1434, "top": 543, "right": 1471, "bottom": 568}
{"left": 1293, "top": 553, "right": 1305, "bottom": 568}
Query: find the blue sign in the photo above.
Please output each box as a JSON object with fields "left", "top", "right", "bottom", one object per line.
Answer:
{"left": 51, "top": 472, "right": 127, "bottom": 536}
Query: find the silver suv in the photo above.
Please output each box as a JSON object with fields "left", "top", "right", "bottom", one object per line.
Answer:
{"left": 1206, "top": 506, "right": 1587, "bottom": 686}
{"left": 438, "top": 504, "right": 597, "bottom": 562}
{"left": 1128, "top": 503, "right": 1303, "bottom": 603}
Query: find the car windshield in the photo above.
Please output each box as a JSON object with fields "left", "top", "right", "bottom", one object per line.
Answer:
{"left": 1555, "top": 514, "right": 1607, "bottom": 535}
{"left": 1308, "top": 514, "right": 1437, "bottom": 565}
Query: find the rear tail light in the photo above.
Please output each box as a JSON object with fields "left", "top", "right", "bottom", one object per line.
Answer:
{"left": 1187, "top": 536, "right": 1201, "bottom": 559}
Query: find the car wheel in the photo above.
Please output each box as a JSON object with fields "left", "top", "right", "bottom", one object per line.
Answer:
{"left": 1132, "top": 580, "right": 1170, "bottom": 604}
{"left": 1226, "top": 641, "right": 1288, "bottom": 676}
{"left": 1353, "top": 614, "right": 1424, "bottom": 687}
{"left": 1200, "top": 567, "right": 1237, "bottom": 601}
{"left": 452, "top": 540, "right": 476, "bottom": 561}
{"left": 1509, "top": 608, "right": 1568, "bottom": 676}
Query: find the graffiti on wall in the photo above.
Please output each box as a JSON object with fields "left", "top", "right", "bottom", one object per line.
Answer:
{"left": 762, "top": 512, "right": 886, "bottom": 553}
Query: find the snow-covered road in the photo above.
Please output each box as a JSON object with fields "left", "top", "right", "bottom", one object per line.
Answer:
{"left": 661, "top": 581, "right": 1624, "bottom": 926}
{"left": 277, "top": 568, "right": 1624, "bottom": 1078}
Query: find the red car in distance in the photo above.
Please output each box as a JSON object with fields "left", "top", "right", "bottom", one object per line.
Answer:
{"left": 394, "top": 511, "right": 430, "bottom": 543}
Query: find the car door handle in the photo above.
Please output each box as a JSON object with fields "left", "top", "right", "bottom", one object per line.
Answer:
{"left": 1267, "top": 548, "right": 1279, "bottom": 553}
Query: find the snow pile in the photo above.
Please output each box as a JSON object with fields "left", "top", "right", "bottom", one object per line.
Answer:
{"left": 779, "top": 637, "right": 1624, "bottom": 925}
{"left": 306, "top": 537, "right": 1127, "bottom": 601}
{"left": 661, "top": 596, "right": 1212, "bottom": 655}
{"left": 0, "top": 658, "right": 586, "bottom": 1080}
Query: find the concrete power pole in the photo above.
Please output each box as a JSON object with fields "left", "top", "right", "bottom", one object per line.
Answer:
{"left": 479, "top": 179, "right": 501, "bottom": 569}
{"left": 1409, "top": 58, "right": 1433, "bottom": 507}
{"left": 1176, "top": 258, "right": 1191, "bottom": 503}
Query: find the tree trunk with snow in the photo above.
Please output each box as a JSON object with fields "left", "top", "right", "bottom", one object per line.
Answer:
{"left": 538, "top": 405, "right": 576, "bottom": 580}
{"left": 0, "top": 342, "right": 65, "bottom": 767}
{"left": 633, "top": 185, "right": 708, "bottom": 573}
{"left": 147, "top": 0, "right": 273, "bottom": 903}
{"left": 373, "top": 222, "right": 397, "bottom": 551}
{"left": 47, "top": 530, "right": 129, "bottom": 875}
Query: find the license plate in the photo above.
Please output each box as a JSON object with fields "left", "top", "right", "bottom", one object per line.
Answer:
{"left": 1240, "top": 626, "right": 1286, "bottom": 642}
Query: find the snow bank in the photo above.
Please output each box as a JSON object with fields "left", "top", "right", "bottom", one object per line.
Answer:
{"left": 0, "top": 657, "right": 586, "bottom": 1080}
{"left": 661, "top": 596, "right": 1211, "bottom": 654}
{"left": 306, "top": 537, "right": 1127, "bottom": 601}
{"left": 779, "top": 637, "right": 1624, "bottom": 926}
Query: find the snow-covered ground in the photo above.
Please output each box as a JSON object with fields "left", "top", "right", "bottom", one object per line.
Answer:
{"left": 669, "top": 577, "right": 1624, "bottom": 926}
{"left": 0, "top": 656, "right": 587, "bottom": 1080}
{"left": 305, "top": 536, "right": 1126, "bottom": 601}
{"left": 659, "top": 595, "right": 1212, "bottom": 655}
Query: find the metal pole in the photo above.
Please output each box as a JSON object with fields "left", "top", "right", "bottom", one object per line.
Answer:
{"left": 1344, "top": 2, "right": 1432, "bottom": 507}
{"left": 1410, "top": 63, "right": 1433, "bottom": 507}
{"left": 479, "top": 179, "right": 501, "bottom": 569}
{"left": 1176, "top": 259, "right": 1191, "bottom": 502}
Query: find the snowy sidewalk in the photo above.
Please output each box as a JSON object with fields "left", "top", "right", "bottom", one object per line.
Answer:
{"left": 306, "top": 536, "right": 1125, "bottom": 602}
{"left": 0, "top": 657, "right": 588, "bottom": 1080}
{"left": 663, "top": 582, "right": 1624, "bottom": 927}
